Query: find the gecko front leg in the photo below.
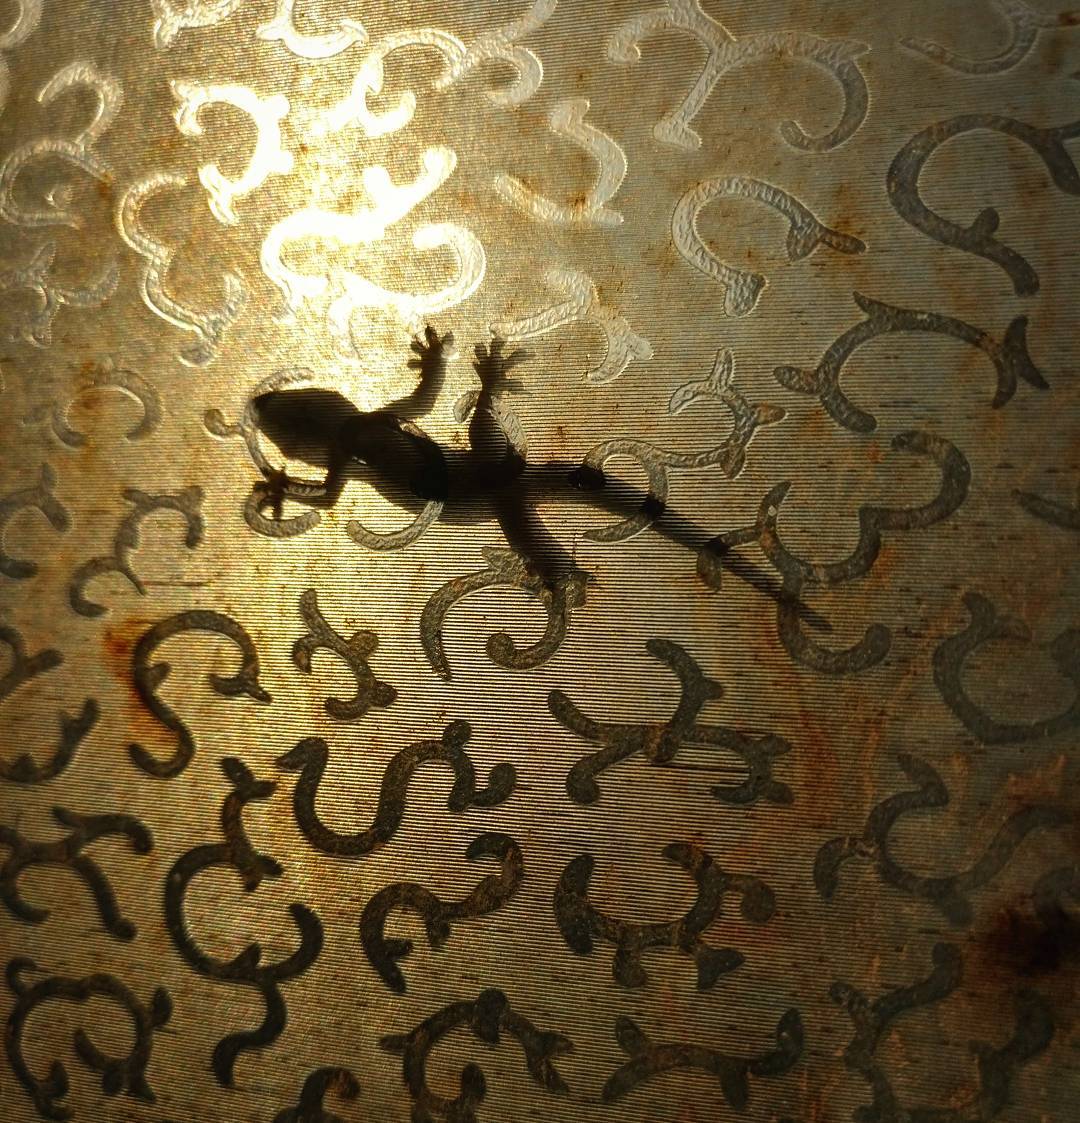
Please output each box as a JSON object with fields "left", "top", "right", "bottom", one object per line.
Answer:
{"left": 255, "top": 455, "right": 348, "bottom": 518}
{"left": 257, "top": 463, "right": 290, "bottom": 520}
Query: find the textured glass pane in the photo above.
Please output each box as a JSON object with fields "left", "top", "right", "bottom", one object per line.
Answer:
{"left": 0, "top": 2, "right": 1077, "bottom": 1121}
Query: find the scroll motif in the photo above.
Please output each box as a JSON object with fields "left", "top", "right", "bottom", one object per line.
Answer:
{"left": 0, "top": 627, "right": 98, "bottom": 785}
{"left": 581, "top": 350, "right": 784, "bottom": 541}
{"left": 0, "top": 807, "right": 151, "bottom": 940}
{"left": 669, "top": 344, "right": 734, "bottom": 414}
{"left": 261, "top": 147, "right": 484, "bottom": 337}
{"left": 699, "top": 432, "right": 971, "bottom": 675}
{"left": 489, "top": 267, "right": 652, "bottom": 385}
{"left": 23, "top": 358, "right": 162, "bottom": 448}
{"left": 887, "top": 115, "right": 1080, "bottom": 295}
{"left": 5, "top": 958, "right": 172, "bottom": 1121}
{"left": 555, "top": 843, "right": 774, "bottom": 989}
{"left": 834, "top": 943, "right": 962, "bottom": 1092}
{"left": 814, "top": 753, "right": 1069, "bottom": 925}
{"left": 901, "top": 0, "right": 1071, "bottom": 75}
{"left": 273, "top": 1068, "right": 361, "bottom": 1123}
{"left": 0, "top": 7, "right": 1071, "bottom": 1121}
{"left": 419, "top": 547, "right": 590, "bottom": 681}
{"left": 68, "top": 487, "right": 205, "bottom": 617}
{"left": 316, "top": 28, "right": 471, "bottom": 139}
{"left": 205, "top": 366, "right": 312, "bottom": 469}
{"left": 256, "top": 0, "right": 367, "bottom": 60}
{"left": 0, "top": 0, "right": 43, "bottom": 111}
{"left": 0, "top": 60, "right": 122, "bottom": 228}
{"left": 292, "top": 588, "right": 396, "bottom": 720}
{"left": 258, "top": 8, "right": 558, "bottom": 340}
{"left": 833, "top": 943, "right": 1054, "bottom": 1123}
{"left": 602, "top": 1007, "right": 803, "bottom": 1109}
{"left": 129, "top": 610, "right": 271, "bottom": 778}
{"left": 933, "top": 591, "right": 1080, "bottom": 744}
{"left": 360, "top": 832, "right": 523, "bottom": 993}
{"left": 672, "top": 176, "right": 865, "bottom": 317}
{"left": 495, "top": 98, "right": 627, "bottom": 227}
{"left": 204, "top": 366, "right": 324, "bottom": 538}
{"left": 608, "top": 0, "right": 869, "bottom": 151}
{"left": 326, "top": 219, "right": 485, "bottom": 339}
{"left": 775, "top": 291, "right": 1045, "bottom": 434}
{"left": 0, "top": 242, "right": 117, "bottom": 348}
{"left": 703, "top": 436, "right": 971, "bottom": 590}
{"left": 343, "top": 417, "right": 448, "bottom": 548}
{"left": 116, "top": 171, "right": 246, "bottom": 365}
{"left": 164, "top": 758, "right": 322, "bottom": 1086}
{"left": 278, "top": 721, "right": 515, "bottom": 857}
{"left": 1016, "top": 483, "right": 1080, "bottom": 531}
{"left": 0, "top": 463, "right": 70, "bottom": 579}
{"left": 550, "top": 638, "right": 793, "bottom": 807}
{"left": 380, "top": 989, "right": 573, "bottom": 1123}
{"left": 0, "top": 0, "right": 40, "bottom": 49}
{"left": 318, "top": 3, "right": 555, "bottom": 138}
{"left": 171, "top": 81, "right": 294, "bottom": 225}
{"left": 436, "top": 0, "right": 555, "bottom": 107}
{"left": 151, "top": 0, "right": 247, "bottom": 49}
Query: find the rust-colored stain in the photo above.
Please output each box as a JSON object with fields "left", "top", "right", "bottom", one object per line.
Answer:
{"left": 102, "top": 617, "right": 158, "bottom": 741}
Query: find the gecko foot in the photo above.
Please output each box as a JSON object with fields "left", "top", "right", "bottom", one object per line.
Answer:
{"left": 257, "top": 464, "right": 290, "bottom": 520}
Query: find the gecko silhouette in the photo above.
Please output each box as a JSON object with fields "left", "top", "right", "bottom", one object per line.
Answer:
{"left": 251, "top": 328, "right": 826, "bottom": 630}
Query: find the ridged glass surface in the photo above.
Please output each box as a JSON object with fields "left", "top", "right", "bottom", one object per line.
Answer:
{"left": 0, "top": 2, "right": 1077, "bottom": 1120}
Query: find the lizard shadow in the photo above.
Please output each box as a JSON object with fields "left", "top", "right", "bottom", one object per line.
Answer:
{"left": 250, "top": 329, "right": 829, "bottom": 632}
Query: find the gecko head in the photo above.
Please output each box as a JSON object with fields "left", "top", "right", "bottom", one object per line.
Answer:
{"left": 251, "top": 387, "right": 358, "bottom": 468}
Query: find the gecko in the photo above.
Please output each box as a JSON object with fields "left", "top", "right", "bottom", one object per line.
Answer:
{"left": 250, "top": 327, "right": 827, "bottom": 630}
